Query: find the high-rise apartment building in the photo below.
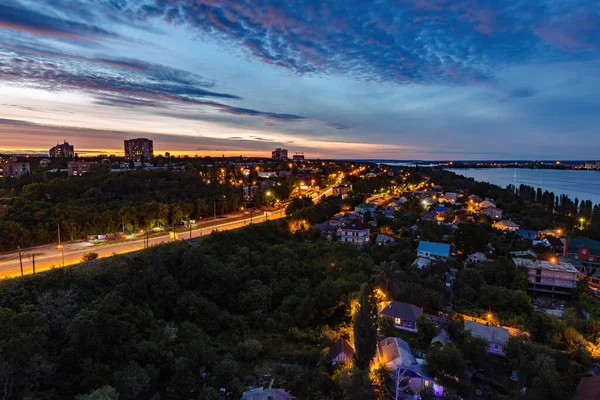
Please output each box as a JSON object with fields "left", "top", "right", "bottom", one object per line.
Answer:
{"left": 49, "top": 141, "right": 75, "bottom": 158}
{"left": 272, "top": 148, "right": 288, "bottom": 160}
{"left": 124, "top": 138, "right": 154, "bottom": 161}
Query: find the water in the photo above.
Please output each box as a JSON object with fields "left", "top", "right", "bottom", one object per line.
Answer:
{"left": 446, "top": 168, "right": 600, "bottom": 206}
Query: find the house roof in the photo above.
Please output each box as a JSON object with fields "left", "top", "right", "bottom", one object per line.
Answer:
{"left": 356, "top": 203, "right": 377, "bottom": 210}
{"left": 379, "top": 301, "right": 423, "bottom": 321}
{"left": 242, "top": 388, "right": 293, "bottom": 400}
{"left": 377, "top": 337, "right": 416, "bottom": 371}
{"left": 466, "top": 252, "right": 488, "bottom": 263}
{"left": 481, "top": 206, "right": 503, "bottom": 213}
{"left": 547, "top": 237, "right": 565, "bottom": 247}
{"left": 515, "top": 229, "right": 538, "bottom": 239}
{"left": 420, "top": 210, "right": 437, "bottom": 219}
{"left": 430, "top": 329, "right": 450, "bottom": 346}
{"left": 418, "top": 241, "right": 451, "bottom": 257}
{"left": 376, "top": 234, "right": 395, "bottom": 243}
{"left": 575, "top": 376, "right": 600, "bottom": 400}
{"left": 513, "top": 258, "right": 579, "bottom": 273}
{"left": 494, "top": 220, "right": 520, "bottom": 228}
{"left": 465, "top": 321, "right": 509, "bottom": 345}
{"left": 339, "top": 220, "right": 370, "bottom": 231}
{"left": 568, "top": 238, "right": 600, "bottom": 255}
{"left": 330, "top": 338, "right": 355, "bottom": 361}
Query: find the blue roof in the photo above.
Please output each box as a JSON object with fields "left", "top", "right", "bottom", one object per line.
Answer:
{"left": 515, "top": 229, "right": 537, "bottom": 240}
{"left": 356, "top": 203, "right": 377, "bottom": 210}
{"left": 418, "top": 241, "right": 451, "bottom": 257}
{"left": 434, "top": 206, "right": 446, "bottom": 212}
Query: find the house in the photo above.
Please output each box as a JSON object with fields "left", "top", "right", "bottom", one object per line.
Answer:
{"left": 338, "top": 220, "right": 370, "bottom": 246}
{"left": 419, "top": 210, "right": 437, "bottom": 221}
{"left": 376, "top": 234, "right": 395, "bottom": 245}
{"left": 514, "top": 258, "right": 579, "bottom": 296}
{"left": 515, "top": 229, "right": 538, "bottom": 240}
{"left": 39, "top": 158, "right": 51, "bottom": 167}
{"left": 546, "top": 237, "right": 565, "bottom": 252}
{"left": 563, "top": 238, "right": 600, "bottom": 269}
{"left": 480, "top": 206, "right": 503, "bottom": 220}
{"left": 379, "top": 301, "right": 423, "bottom": 332}
{"left": 430, "top": 330, "right": 450, "bottom": 347}
{"left": 0, "top": 162, "right": 30, "bottom": 178}
{"left": 465, "top": 252, "right": 489, "bottom": 265}
{"left": 417, "top": 241, "right": 451, "bottom": 260}
{"left": 412, "top": 257, "right": 433, "bottom": 269}
{"left": 397, "top": 192, "right": 414, "bottom": 204}
{"left": 469, "top": 194, "right": 483, "bottom": 203}
{"left": 588, "top": 269, "right": 600, "bottom": 293}
{"left": 540, "top": 228, "right": 562, "bottom": 237}
{"left": 377, "top": 337, "right": 444, "bottom": 396}
{"left": 493, "top": 220, "right": 520, "bottom": 232}
{"left": 442, "top": 192, "right": 459, "bottom": 204}
{"left": 465, "top": 321, "right": 509, "bottom": 356}
{"left": 67, "top": 161, "right": 96, "bottom": 176}
{"left": 575, "top": 376, "right": 600, "bottom": 400}
{"left": 241, "top": 387, "right": 292, "bottom": 400}
{"left": 479, "top": 199, "right": 496, "bottom": 209}
{"left": 330, "top": 338, "right": 354, "bottom": 366}
{"left": 355, "top": 203, "right": 377, "bottom": 216}
{"left": 332, "top": 184, "right": 352, "bottom": 198}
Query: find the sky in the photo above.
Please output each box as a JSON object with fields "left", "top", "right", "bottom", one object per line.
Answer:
{"left": 0, "top": 0, "right": 599, "bottom": 160}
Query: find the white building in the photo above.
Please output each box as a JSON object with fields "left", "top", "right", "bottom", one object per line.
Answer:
{"left": 0, "top": 162, "right": 30, "bottom": 178}
{"left": 338, "top": 220, "right": 370, "bottom": 246}
{"left": 514, "top": 258, "right": 579, "bottom": 296}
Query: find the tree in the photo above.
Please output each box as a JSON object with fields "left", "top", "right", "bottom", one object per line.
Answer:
{"left": 426, "top": 346, "right": 466, "bottom": 386}
{"left": 337, "top": 366, "right": 372, "bottom": 400}
{"left": 353, "top": 284, "right": 378, "bottom": 370}
{"left": 76, "top": 385, "right": 119, "bottom": 400}
{"left": 417, "top": 314, "right": 439, "bottom": 344}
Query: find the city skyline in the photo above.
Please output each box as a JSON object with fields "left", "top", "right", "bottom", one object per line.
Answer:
{"left": 1, "top": 0, "right": 600, "bottom": 159}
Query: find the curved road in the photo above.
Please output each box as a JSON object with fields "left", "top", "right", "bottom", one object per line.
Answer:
{"left": 0, "top": 209, "right": 286, "bottom": 279}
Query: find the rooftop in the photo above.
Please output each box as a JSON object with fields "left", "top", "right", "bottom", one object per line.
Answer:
{"left": 379, "top": 301, "right": 423, "bottom": 321}
{"left": 465, "top": 321, "right": 509, "bottom": 345}
{"left": 418, "top": 241, "right": 451, "bottom": 257}
{"left": 513, "top": 258, "right": 579, "bottom": 273}
{"left": 568, "top": 238, "right": 600, "bottom": 255}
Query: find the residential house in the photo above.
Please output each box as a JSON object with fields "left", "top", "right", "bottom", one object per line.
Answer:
{"left": 546, "top": 237, "right": 565, "bottom": 252}
{"left": 412, "top": 257, "right": 433, "bottom": 269}
{"left": 376, "top": 234, "right": 395, "bottom": 245}
{"left": 67, "top": 161, "right": 96, "bottom": 176}
{"left": 479, "top": 199, "right": 497, "bottom": 210}
{"left": 563, "top": 238, "right": 600, "bottom": 269}
{"left": 465, "top": 252, "right": 489, "bottom": 265}
{"left": 441, "top": 192, "right": 459, "bottom": 204}
{"left": 338, "top": 220, "right": 370, "bottom": 246}
{"left": 514, "top": 258, "right": 579, "bottom": 296}
{"left": 430, "top": 330, "right": 450, "bottom": 347}
{"left": 493, "top": 220, "right": 520, "bottom": 231}
{"left": 465, "top": 321, "right": 509, "bottom": 356}
{"left": 330, "top": 338, "right": 354, "bottom": 366}
{"left": 515, "top": 229, "right": 538, "bottom": 240}
{"left": 480, "top": 206, "right": 503, "bottom": 220}
{"left": 377, "top": 337, "right": 444, "bottom": 396}
{"left": 355, "top": 203, "right": 377, "bottom": 216}
{"left": 588, "top": 269, "right": 600, "bottom": 293}
{"left": 0, "top": 162, "right": 30, "bottom": 178}
{"left": 419, "top": 210, "right": 437, "bottom": 221}
{"left": 39, "top": 158, "right": 51, "bottom": 167}
{"left": 469, "top": 194, "right": 483, "bottom": 203}
{"left": 575, "top": 376, "right": 600, "bottom": 400}
{"left": 540, "top": 228, "right": 562, "bottom": 237}
{"left": 379, "top": 301, "right": 423, "bottom": 332}
{"left": 242, "top": 387, "right": 292, "bottom": 400}
{"left": 417, "top": 241, "right": 451, "bottom": 260}
{"left": 397, "top": 192, "right": 414, "bottom": 204}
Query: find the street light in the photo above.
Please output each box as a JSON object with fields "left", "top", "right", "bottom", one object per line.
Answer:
{"left": 56, "top": 244, "right": 65, "bottom": 267}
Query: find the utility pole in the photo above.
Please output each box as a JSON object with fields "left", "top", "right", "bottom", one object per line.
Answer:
{"left": 17, "top": 246, "right": 23, "bottom": 277}
{"left": 214, "top": 201, "right": 216, "bottom": 219}
{"left": 189, "top": 220, "right": 192, "bottom": 240}
{"left": 32, "top": 253, "right": 36, "bottom": 274}
{"left": 57, "top": 223, "right": 61, "bottom": 245}
{"left": 146, "top": 227, "right": 149, "bottom": 249}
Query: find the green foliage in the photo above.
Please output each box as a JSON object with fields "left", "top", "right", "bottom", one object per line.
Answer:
{"left": 417, "top": 313, "right": 439, "bottom": 344}
{"left": 353, "top": 283, "right": 378, "bottom": 370}
{"left": 336, "top": 366, "right": 372, "bottom": 400}
{"left": 76, "top": 385, "right": 119, "bottom": 400}
{"left": 426, "top": 345, "right": 466, "bottom": 387}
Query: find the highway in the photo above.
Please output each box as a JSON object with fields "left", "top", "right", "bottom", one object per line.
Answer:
{"left": 0, "top": 208, "right": 286, "bottom": 279}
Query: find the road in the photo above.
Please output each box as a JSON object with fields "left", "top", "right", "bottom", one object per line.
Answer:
{"left": 0, "top": 208, "right": 286, "bottom": 279}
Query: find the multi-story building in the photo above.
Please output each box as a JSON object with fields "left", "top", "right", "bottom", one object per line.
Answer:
{"left": 271, "top": 148, "right": 288, "bottom": 160}
{"left": 67, "top": 161, "right": 96, "bottom": 176}
{"left": 563, "top": 238, "right": 600, "bottom": 268}
{"left": 332, "top": 184, "right": 352, "bottom": 198}
{"left": 0, "top": 162, "right": 30, "bottom": 178}
{"left": 49, "top": 141, "right": 75, "bottom": 158}
{"left": 292, "top": 152, "right": 305, "bottom": 161}
{"left": 124, "top": 138, "right": 154, "bottom": 161}
{"left": 337, "top": 220, "right": 370, "bottom": 246}
{"left": 514, "top": 258, "right": 579, "bottom": 296}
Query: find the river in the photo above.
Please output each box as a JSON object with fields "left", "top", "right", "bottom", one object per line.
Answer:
{"left": 446, "top": 168, "right": 600, "bottom": 206}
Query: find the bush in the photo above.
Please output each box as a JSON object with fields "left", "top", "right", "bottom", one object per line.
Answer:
{"left": 81, "top": 252, "right": 99, "bottom": 262}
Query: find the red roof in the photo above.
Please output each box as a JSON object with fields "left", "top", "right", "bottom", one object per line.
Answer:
{"left": 576, "top": 376, "right": 600, "bottom": 400}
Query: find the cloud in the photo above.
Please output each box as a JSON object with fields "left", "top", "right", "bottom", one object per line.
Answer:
{"left": 0, "top": 2, "right": 120, "bottom": 41}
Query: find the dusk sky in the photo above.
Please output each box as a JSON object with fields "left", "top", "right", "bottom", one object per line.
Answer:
{"left": 1, "top": 0, "right": 599, "bottom": 159}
